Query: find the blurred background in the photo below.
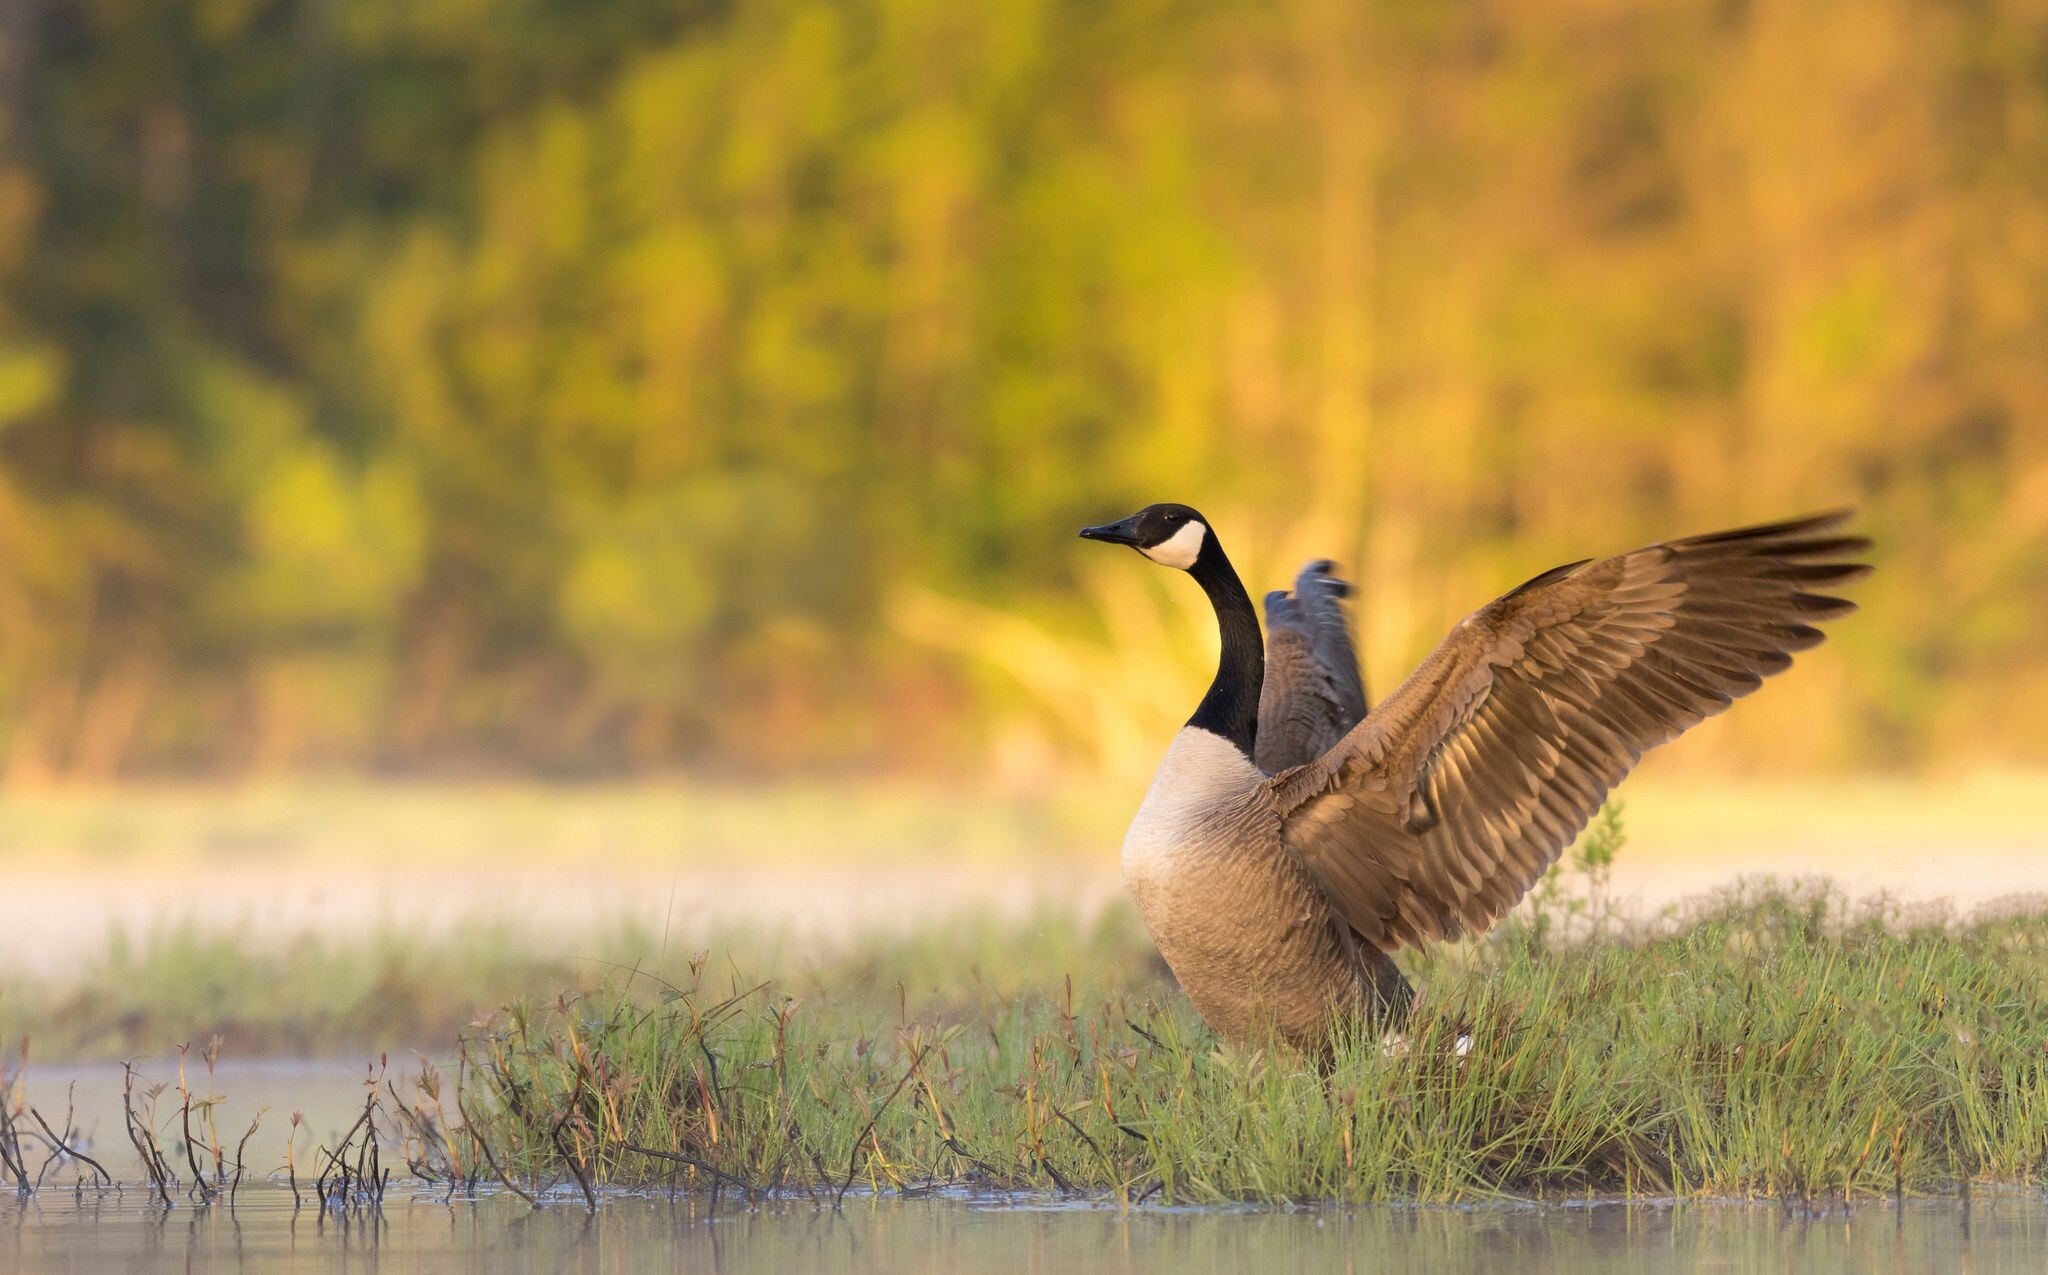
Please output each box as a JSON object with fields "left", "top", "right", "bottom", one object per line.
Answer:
{"left": 0, "top": 0, "right": 2045, "bottom": 969}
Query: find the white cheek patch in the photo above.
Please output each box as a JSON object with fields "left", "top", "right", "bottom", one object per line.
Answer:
{"left": 1140, "top": 520, "right": 1207, "bottom": 569}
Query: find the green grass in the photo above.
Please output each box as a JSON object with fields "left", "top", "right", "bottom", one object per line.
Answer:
{"left": 0, "top": 908, "right": 1160, "bottom": 1062}
{"left": 426, "top": 881, "right": 2048, "bottom": 1206}
{"left": 9, "top": 866, "right": 2048, "bottom": 1205}
{"left": 0, "top": 921, "right": 648, "bottom": 1060}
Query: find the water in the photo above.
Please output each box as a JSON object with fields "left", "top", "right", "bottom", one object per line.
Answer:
{"left": 21, "top": 1059, "right": 399, "bottom": 1165}
{"left": 11, "top": 1061, "right": 2048, "bottom": 1272}
{"left": 9, "top": 1186, "right": 2048, "bottom": 1273}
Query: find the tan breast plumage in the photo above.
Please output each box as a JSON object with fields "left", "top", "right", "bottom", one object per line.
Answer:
{"left": 1121, "top": 728, "right": 1392, "bottom": 1051}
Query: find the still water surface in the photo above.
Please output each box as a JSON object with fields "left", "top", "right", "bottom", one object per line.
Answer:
{"left": 10, "top": 1061, "right": 2048, "bottom": 1272}
{"left": 9, "top": 1188, "right": 2048, "bottom": 1274}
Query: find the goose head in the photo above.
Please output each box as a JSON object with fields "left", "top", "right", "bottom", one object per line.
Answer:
{"left": 1079, "top": 503, "right": 1211, "bottom": 570}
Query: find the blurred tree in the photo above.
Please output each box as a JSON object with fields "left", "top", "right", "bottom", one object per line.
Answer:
{"left": 0, "top": 0, "right": 2041, "bottom": 781}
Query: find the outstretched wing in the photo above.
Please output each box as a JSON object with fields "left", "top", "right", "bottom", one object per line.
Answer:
{"left": 1256, "top": 560, "right": 1370, "bottom": 774}
{"left": 1267, "top": 513, "right": 1871, "bottom": 951}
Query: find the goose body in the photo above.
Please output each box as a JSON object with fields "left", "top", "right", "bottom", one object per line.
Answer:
{"left": 1123, "top": 727, "right": 1409, "bottom": 1046}
{"left": 1080, "top": 503, "right": 1870, "bottom": 1053}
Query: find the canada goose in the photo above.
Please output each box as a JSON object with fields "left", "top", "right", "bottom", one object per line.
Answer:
{"left": 1079, "top": 505, "right": 1870, "bottom": 1053}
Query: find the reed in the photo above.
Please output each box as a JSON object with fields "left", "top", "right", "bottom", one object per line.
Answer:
{"left": 454, "top": 880, "right": 2048, "bottom": 1206}
{"left": 9, "top": 843, "right": 2048, "bottom": 1206}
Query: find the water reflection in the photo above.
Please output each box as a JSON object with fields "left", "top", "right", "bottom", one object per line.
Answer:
{"left": 8, "top": 1187, "right": 2048, "bottom": 1274}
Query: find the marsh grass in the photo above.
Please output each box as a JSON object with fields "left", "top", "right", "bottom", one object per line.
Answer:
{"left": 455, "top": 882, "right": 2048, "bottom": 1206}
{"left": 8, "top": 870, "right": 2048, "bottom": 1207}
{"left": 0, "top": 921, "right": 659, "bottom": 1059}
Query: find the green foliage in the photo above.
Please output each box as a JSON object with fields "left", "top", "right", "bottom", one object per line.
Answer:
{"left": 1574, "top": 801, "right": 1627, "bottom": 879}
{"left": 1, "top": 0, "right": 2045, "bottom": 777}
{"left": 0, "top": 920, "right": 644, "bottom": 1060}
{"left": 1522, "top": 800, "right": 1627, "bottom": 951}
{"left": 10, "top": 882, "right": 2048, "bottom": 1203}
{"left": 456, "top": 884, "right": 2048, "bottom": 1204}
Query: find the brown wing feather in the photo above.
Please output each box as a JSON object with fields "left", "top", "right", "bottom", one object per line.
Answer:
{"left": 1268, "top": 512, "right": 1871, "bottom": 952}
{"left": 1256, "top": 561, "right": 1369, "bottom": 774}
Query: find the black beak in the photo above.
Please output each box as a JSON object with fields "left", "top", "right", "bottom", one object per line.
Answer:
{"left": 1079, "top": 518, "right": 1141, "bottom": 547}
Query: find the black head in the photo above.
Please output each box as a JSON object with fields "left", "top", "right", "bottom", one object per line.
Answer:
{"left": 1078, "top": 503, "right": 1211, "bottom": 570}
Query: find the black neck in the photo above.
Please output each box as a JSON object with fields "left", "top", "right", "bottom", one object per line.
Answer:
{"left": 1185, "top": 535, "right": 1263, "bottom": 759}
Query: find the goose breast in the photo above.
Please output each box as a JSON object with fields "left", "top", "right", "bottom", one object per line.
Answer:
{"left": 1122, "top": 727, "right": 1373, "bottom": 1048}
